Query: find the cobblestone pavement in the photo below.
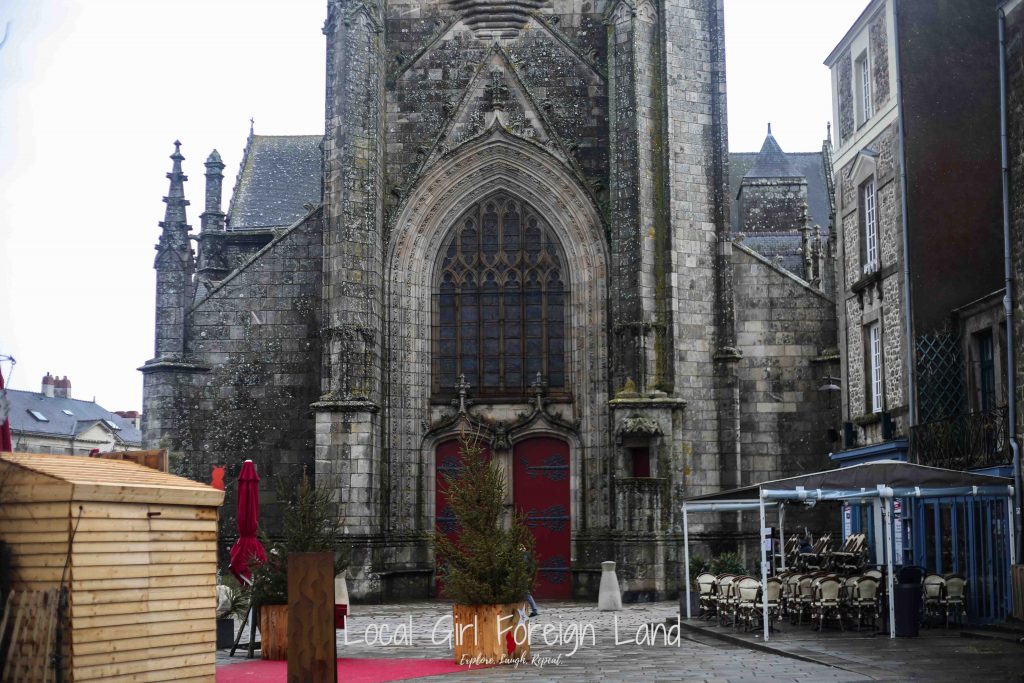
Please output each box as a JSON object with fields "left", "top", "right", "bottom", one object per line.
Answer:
{"left": 222, "top": 601, "right": 860, "bottom": 682}
{"left": 218, "top": 601, "right": 1024, "bottom": 682}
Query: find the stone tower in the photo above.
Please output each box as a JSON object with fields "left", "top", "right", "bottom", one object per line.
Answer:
{"left": 314, "top": 0, "right": 734, "bottom": 600}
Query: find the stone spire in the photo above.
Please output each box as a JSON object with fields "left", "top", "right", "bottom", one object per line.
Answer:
{"left": 152, "top": 140, "right": 195, "bottom": 360}
{"left": 201, "top": 149, "right": 226, "bottom": 232}
{"left": 158, "top": 141, "right": 191, "bottom": 250}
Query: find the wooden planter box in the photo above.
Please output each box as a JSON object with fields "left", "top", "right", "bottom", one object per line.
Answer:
{"left": 452, "top": 603, "right": 530, "bottom": 665}
{"left": 260, "top": 604, "right": 289, "bottom": 660}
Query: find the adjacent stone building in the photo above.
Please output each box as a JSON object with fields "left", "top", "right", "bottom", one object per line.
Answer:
{"left": 142, "top": 0, "right": 840, "bottom": 602}
{"left": 825, "top": 0, "right": 1005, "bottom": 468}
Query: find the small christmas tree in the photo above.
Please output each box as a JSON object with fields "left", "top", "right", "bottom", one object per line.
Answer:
{"left": 251, "top": 472, "right": 347, "bottom": 606}
{"left": 435, "top": 431, "right": 536, "bottom": 605}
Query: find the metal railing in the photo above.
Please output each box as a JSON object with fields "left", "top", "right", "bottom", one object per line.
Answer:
{"left": 909, "top": 406, "right": 1010, "bottom": 471}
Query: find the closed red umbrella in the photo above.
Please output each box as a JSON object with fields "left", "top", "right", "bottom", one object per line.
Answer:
{"left": 229, "top": 460, "right": 267, "bottom": 583}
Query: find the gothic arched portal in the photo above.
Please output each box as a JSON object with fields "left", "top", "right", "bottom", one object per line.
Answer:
{"left": 433, "top": 193, "right": 568, "bottom": 398}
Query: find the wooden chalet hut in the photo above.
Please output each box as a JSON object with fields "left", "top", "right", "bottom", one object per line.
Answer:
{"left": 0, "top": 453, "right": 224, "bottom": 682}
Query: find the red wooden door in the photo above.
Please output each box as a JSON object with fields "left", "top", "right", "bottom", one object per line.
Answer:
{"left": 434, "top": 439, "right": 492, "bottom": 597}
{"left": 513, "top": 437, "right": 571, "bottom": 599}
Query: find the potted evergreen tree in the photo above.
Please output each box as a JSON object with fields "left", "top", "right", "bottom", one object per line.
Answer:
{"left": 250, "top": 472, "right": 346, "bottom": 660}
{"left": 434, "top": 432, "right": 536, "bottom": 664}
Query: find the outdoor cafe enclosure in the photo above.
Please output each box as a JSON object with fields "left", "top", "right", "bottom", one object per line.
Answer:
{"left": 681, "top": 460, "right": 1016, "bottom": 640}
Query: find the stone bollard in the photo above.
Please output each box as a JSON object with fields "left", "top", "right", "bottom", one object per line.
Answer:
{"left": 598, "top": 561, "right": 623, "bottom": 611}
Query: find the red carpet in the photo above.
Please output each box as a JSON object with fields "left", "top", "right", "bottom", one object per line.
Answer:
{"left": 217, "top": 657, "right": 488, "bottom": 682}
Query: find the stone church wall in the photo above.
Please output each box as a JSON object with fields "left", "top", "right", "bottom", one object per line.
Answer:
{"left": 149, "top": 212, "right": 324, "bottom": 549}
{"left": 733, "top": 245, "right": 839, "bottom": 483}
{"left": 731, "top": 245, "right": 840, "bottom": 558}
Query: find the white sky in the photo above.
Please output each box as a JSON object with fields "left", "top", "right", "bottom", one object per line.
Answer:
{"left": 0, "top": 0, "right": 867, "bottom": 412}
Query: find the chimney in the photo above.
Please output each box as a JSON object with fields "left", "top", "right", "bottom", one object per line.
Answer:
{"left": 54, "top": 375, "right": 71, "bottom": 399}
{"left": 41, "top": 372, "right": 55, "bottom": 398}
{"left": 115, "top": 410, "right": 142, "bottom": 430}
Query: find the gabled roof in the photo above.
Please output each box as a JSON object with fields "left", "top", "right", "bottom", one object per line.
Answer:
{"left": 227, "top": 134, "right": 323, "bottom": 230}
{"left": 5, "top": 389, "right": 141, "bottom": 446}
{"left": 0, "top": 453, "right": 224, "bottom": 506}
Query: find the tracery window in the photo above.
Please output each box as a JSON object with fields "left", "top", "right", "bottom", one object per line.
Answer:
{"left": 433, "top": 194, "right": 568, "bottom": 398}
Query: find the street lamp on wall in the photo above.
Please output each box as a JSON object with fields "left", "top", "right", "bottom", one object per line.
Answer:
{"left": 818, "top": 375, "right": 842, "bottom": 408}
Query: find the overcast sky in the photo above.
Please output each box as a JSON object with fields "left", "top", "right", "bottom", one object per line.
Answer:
{"left": 0, "top": 0, "right": 867, "bottom": 412}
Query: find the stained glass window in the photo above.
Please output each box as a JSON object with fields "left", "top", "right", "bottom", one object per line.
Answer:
{"left": 434, "top": 194, "right": 568, "bottom": 397}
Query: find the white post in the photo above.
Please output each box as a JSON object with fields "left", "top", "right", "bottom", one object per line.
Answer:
{"left": 779, "top": 503, "right": 786, "bottom": 571}
{"left": 683, "top": 504, "right": 692, "bottom": 620}
{"left": 884, "top": 496, "right": 896, "bottom": 639}
{"left": 759, "top": 493, "right": 770, "bottom": 642}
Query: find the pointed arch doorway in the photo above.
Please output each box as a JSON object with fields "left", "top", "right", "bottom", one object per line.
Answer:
{"left": 434, "top": 435, "right": 571, "bottom": 600}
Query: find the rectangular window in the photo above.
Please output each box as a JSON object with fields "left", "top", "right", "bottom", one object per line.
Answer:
{"left": 862, "top": 179, "right": 878, "bottom": 274}
{"left": 858, "top": 53, "right": 872, "bottom": 124}
{"left": 867, "top": 322, "right": 883, "bottom": 413}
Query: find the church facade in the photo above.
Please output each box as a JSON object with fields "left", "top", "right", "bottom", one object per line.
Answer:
{"left": 142, "top": 0, "right": 839, "bottom": 602}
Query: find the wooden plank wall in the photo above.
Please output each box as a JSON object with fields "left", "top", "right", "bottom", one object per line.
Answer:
{"left": 0, "top": 500, "right": 72, "bottom": 591}
{"left": 0, "top": 499, "right": 74, "bottom": 679}
{"left": 1, "top": 588, "right": 61, "bottom": 683}
{"left": 69, "top": 501, "right": 219, "bottom": 683}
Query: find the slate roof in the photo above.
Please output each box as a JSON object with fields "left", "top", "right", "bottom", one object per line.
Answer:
{"left": 744, "top": 132, "right": 802, "bottom": 179}
{"left": 5, "top": 389, "right": 142, "bottom": 447}
{"left": 227, "top": 135, "right": 323, "bottom": 230}
{"left": 741, "top": 233, "right": 807, "bottom": 279}
{"left": 729, "top": 151, "right": 831, "bottom": 236}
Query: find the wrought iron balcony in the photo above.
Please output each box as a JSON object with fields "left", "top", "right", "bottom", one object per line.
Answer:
{"left": 909, "top": 406, "right": 1010, "bottom": 471}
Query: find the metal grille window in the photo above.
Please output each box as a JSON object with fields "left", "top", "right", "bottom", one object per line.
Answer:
{"left": 862, "top": 179, "right": 878, "bottom": 274}
{"left": 433, "top": 194, "right": 568, "bottom": 397}
{"left": 867, "top": 322, "right": 883, "bottom": 413}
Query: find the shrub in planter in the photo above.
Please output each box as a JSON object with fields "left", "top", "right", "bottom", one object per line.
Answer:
{"left": 434, "top": 432, "right": 536, "bottom": 664}
{"left": 215, "top": 578, "right": 248, "bottom": 649}
{"left": 250, "top": 473, "right": 347, "bottom": 660}
{"left": 710, "top": 552, "right": 746, "bottom": 576}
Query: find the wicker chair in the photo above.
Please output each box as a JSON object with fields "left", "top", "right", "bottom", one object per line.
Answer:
{"left": 696, "top": 572, "right": 717, "bottom": 619}
{"left": 715, "top": 574, "right": 738, "bottom": 627}
{"left": 850, "top": 576, "right": 880, "bottom": 630}
{"left": 793, "top": 575, "right": 817, "bottom": 625}
{"left": 761, "top": 577, "right": 783, "bottom": 631}
{"left": 831, "top": 533, "right": 867, "bottom": 574}
{"left": 734, "top": 577, "right": 762, "bottom": 631}
{"left": 782, "top": 572, "right": 802, "bottom": 619}
{"left": 811, "top": 576, "right": 844, "bottom": 631}
{"left": 923, "top": 574, "right": 946, "bottom": 628}
{"left": 800, "top": 533, "right": 833, "bottom": 571}
{"left": 942, "top": 574, "right": 968, "bottom": 628}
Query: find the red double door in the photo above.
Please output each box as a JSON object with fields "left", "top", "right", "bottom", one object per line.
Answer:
{"left": 435, "top": 436, "right": 571, "bottom": 599}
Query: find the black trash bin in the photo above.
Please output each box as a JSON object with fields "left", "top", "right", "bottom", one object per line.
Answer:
{"left": 893, "top": 583, "right": 921, "bottom": 637}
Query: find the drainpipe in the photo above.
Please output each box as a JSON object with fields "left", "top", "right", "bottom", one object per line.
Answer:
{"left": 892, "top": 1, "right": 917, "bottom": 433}
{"left": 999, "top": 5, "right": 1023, "bottom": 559}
